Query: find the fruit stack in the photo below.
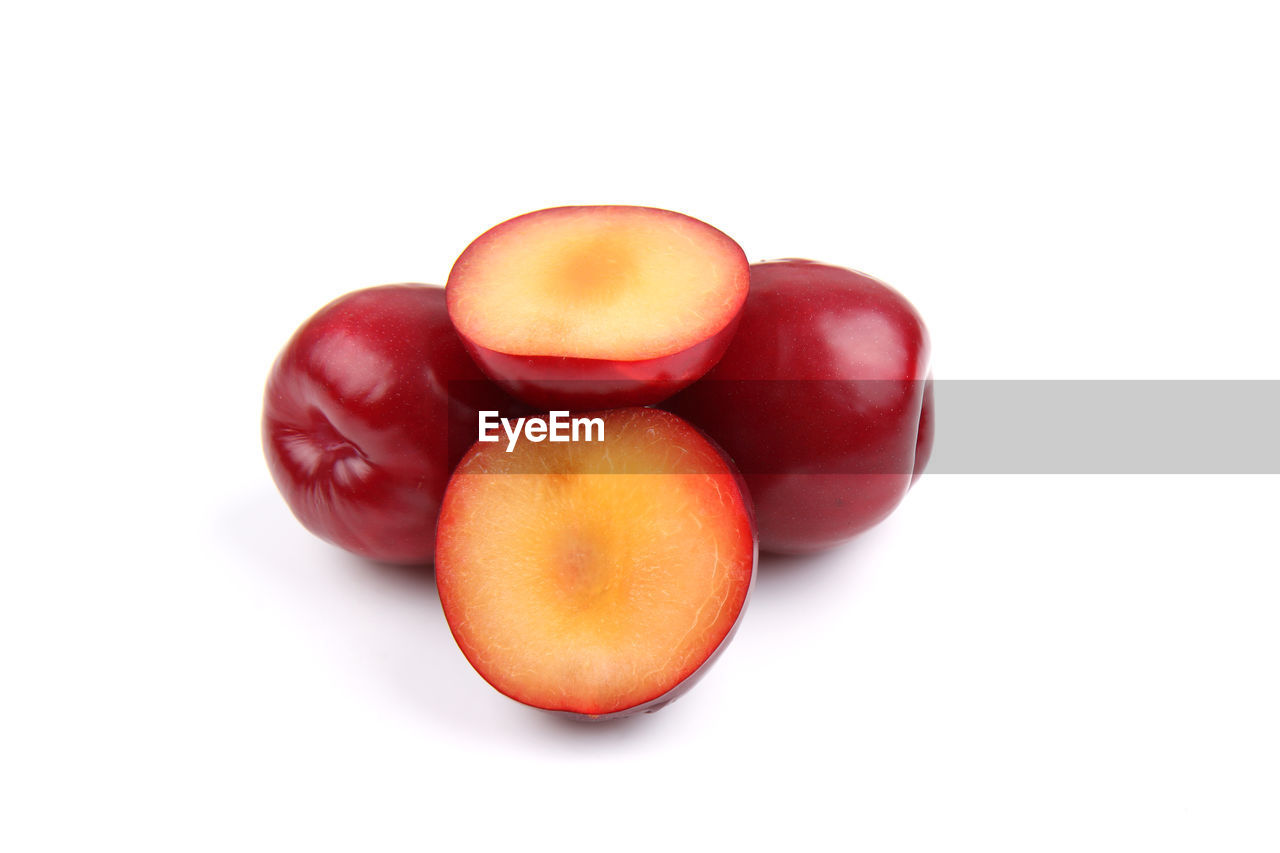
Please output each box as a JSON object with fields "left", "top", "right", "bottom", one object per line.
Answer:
{"left": 263, "top": 205, "right": 932, "bottom": 720}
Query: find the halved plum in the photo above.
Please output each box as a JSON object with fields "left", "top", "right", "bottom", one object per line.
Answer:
{"left": 446, "top": 206, "right": 749, "bottom": 410}
{"left": 435, "top": 407, "right": 756, "bottom": 719}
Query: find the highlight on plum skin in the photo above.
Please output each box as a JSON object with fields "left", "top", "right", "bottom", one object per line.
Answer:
{"left": 434, "top": 407, "right": 757, "bottom": 720}
{"left": 445, "top": 205, "right": 750, "bottom": 411}
{"left": 664, "top": 259, "right": 933, "bottom": 555}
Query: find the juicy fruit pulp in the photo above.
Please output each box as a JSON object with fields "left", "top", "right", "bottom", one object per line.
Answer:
{"left": 262, "top": 284, "right": 521, "bottom": 564}
{"left": 446, "top": 205, "right": 749, "bottom": 409}
{"left": 665, "top": 259, "right": 933, "bottom": 554}
{"left": 436, "top": 408, "right": 756, "bottom": 718}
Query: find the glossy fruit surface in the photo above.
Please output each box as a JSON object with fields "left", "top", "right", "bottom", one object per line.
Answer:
{"left": 665, "top": 259, "right": 933, "bottom": 554}
{"left": 436, "top": 407, "right": 757, "bottom": 719}
{"left": 262, "top": 284, "right": 520, "bottom": 564}
{"left": 446, "top": 205, "right": 749, "bottom": 409}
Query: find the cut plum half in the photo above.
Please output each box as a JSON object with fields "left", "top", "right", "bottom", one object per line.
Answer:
{"left": 435, "top": 407, "right": 757, "bottom": 719}
{"left": 446, "top": 206, "right": 750, "bottom": 409}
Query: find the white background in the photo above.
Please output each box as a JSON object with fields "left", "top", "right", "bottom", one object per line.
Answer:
{"left": 2, "top": 2, "right": 1278, "bottom": 850}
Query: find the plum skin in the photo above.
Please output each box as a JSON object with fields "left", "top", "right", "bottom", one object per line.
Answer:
{"left": 456, "top": 309, "right": 744, "bottom": 411}
{"left": 664, "top": 259, "right": 934, "bottom": 555}
{"left": 262, "top": 284, "right": 522, "bottom": 564}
